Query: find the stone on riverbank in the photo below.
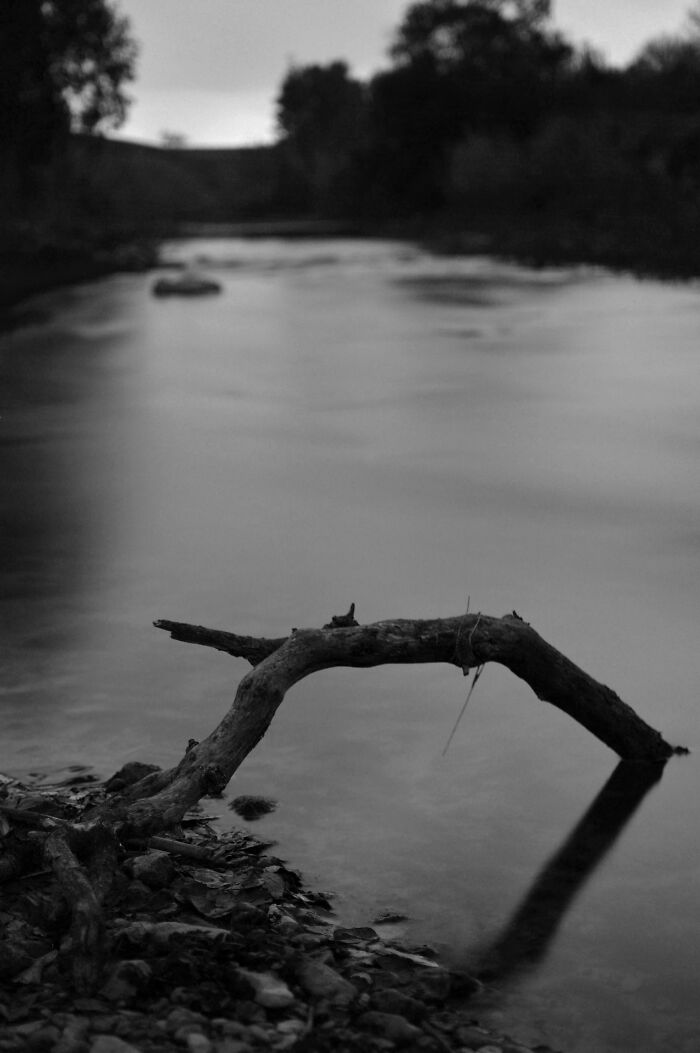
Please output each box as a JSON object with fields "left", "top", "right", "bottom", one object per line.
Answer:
{"left": 0, "top": 771, "right": 564, "bottom": 1053}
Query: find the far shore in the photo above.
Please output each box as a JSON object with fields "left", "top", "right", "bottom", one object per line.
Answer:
{"left": 3, "top": 211, "right": 699, "bottom": 330}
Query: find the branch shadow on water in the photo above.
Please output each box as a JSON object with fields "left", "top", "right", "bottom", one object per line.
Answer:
{"left": 467, "top": 760, "right": 665, "bottom": 987}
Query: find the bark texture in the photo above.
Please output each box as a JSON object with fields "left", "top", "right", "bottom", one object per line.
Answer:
{"left": 121, "top": 610, "right": 682, "bottom": 837}
{"left": 1, "top": 606, "right": 685, "bottom": 990}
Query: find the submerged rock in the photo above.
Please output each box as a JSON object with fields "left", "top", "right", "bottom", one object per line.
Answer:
{"left": 230, "top": 796, "right": 277, "bottom": 821}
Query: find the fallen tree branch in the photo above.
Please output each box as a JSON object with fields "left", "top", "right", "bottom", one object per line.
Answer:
{"left": 108, "top": 609, "right": 684, "bottom": 837}
{"left": 1, "top": 606, "right": 686, "bottom": 991}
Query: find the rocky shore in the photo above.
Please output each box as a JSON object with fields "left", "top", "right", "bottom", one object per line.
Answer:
{"left": 0, "top": 769, "right": 561, "bottom": 1053}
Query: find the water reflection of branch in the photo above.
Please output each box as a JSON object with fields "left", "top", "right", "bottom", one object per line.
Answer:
{"left": 472, "top": 760, "right": 665, "bottom": 985}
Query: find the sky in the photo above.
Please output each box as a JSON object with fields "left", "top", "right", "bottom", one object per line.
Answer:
{"left": 113, "top": 0, "right": 695, "bottom": 148}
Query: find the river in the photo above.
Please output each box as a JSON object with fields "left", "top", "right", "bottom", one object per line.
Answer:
{"left": 1, "top": 239, "right": 699, "bottom": 1051}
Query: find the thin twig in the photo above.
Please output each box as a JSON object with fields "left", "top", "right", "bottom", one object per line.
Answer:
{"left": 441, "top": 663, "right": 485, "bottom": 757}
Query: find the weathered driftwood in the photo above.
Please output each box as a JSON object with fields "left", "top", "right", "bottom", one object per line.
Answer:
{"left": 1, "top": 606, "right": 685, "bottom": 988}
{"left": 104, "top": 607, "right": 682, "bottom": 838}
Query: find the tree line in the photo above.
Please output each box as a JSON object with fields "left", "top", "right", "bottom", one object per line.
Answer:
{"left": 1, "top": 0, "right": 135, "bottom": 176}
{"left": 4, "top": 0, "right": 700, "bottom": 277}
{"left": 275, "top": 0, "right": 700, "bottom": 270}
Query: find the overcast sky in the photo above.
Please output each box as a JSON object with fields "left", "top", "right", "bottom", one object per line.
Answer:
{"left": 113, "top": 0, "right": 694, "bottom": 147}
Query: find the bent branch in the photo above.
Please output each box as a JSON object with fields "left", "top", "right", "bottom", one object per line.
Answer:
{"left": 3, "top": 608, "right": 685, "bottom": 986}
{"left": 115, "top": 611, "right": 684, "bottom": 836}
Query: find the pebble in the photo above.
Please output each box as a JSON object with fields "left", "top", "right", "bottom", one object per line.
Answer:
{"left": 186, "top": 1034, "right": 212, "bottom": 1053}
{"left": 167, "top": 1008, "right": 207, "bottom": 1033}
{"left": 25, "top": 1026, "right": 61, "bottom": 1051}
{"left": 296, "top": 958, "right": 358, "bottom": 1005}
{"left": 12, "top": 1022, "right": 43, "bottom": 1037}
{"left": 268, "top": 908, "right": 298, "bottom": 936}
{"left": 456, "top": 1027, "right": 495, "bottom": 1047}
{"left": 237, "top": 969, "right": 295, "bottom": 1009}
{"left": 246, "top": 1025, "right": 274, "bottom": 1042}
{"left": 359, "top": 1010, "right": 423, "bottom": 1045}
{"left": 415, "top": 967, "right": 453, "bottom": 1001}
{"left": 210, "top": 1020, "right": 249, "bottom": 1037}
{"left": 88, "top": 1018, "right": 120, "bottom": 1034}
{"left": 292, "top": 933, "right": 326, "bottom": 949}
{"left": 90, "top": 1038, "right": 143, "bottom": 1053}
{"left": 55, "top": 1017, "right": 90, "bottom": 1053}
{"left": 371, "top": 986, "right": 425, "bottom": 1021}
{"left": 174, "top": 1025, "right": 207, "bottom": 1043}
{"left": 276, "top": 1019, "right": 304, "bottom": 1036}
{"left": 101, "top": 960, "right": 152, "bottom": 1003}
{"left": 129, "top": 850, "right": 175, "bottom": 889}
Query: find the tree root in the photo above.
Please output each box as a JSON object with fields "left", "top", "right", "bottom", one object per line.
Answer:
{"left": 23, "top": 822, "right": 119, "bottom": 991}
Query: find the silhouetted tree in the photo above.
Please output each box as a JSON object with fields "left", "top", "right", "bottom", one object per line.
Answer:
{"left": 41, "top": 0, "right": 138, "bottom": 133}
{"left": 276, "top": 61, "right": 368, "bottom": 212}
{"left": 0, "top": 0, "right": 136, "bottom": 171}
{"left": 160, "top": 131, "right": 188, "bottom": 149}
{"left": 626, "top": 34, "right": 700, "bottom": 111}
{"left": 388, "top": 0, "right": 572, "bottom": 135}
{"left": 390, "top": 0, "right": 554, "bottom": 65}
{"left": 350, "top": 0, "right": 574, "bottom": 215}
{"left": 0, "top": 0, "right": 68, "bottom": 172}
{"left": 365, "top": 56, "right": 462, "bottom": 212}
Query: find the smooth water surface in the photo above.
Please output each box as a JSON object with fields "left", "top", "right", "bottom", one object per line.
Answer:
{"left": 1, "top": 240, "right": 699, "bottom": 1051}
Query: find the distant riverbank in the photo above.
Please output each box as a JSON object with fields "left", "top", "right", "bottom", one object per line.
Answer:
{"left": 3, "top": 206, "right": 699, "bottom": 330}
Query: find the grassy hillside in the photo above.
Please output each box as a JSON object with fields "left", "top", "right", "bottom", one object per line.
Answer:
{"left": 0, "top": 135, "right": 292, "bottom": 312}
{"left": 64, "top": 136, "right": 288, "bottom": 228}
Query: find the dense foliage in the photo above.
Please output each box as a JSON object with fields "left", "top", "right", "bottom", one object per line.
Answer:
{"left": 274, "top": 0, "right": 700, "bottom": 268}
{"left": 1, "top": 0, "right": 136, "bottom": 176}
{"left": 0, "top": 0, "right": 140, "bottom": 301}
{"left": 41, "top": 0, "right": 138, "bottom": 133}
